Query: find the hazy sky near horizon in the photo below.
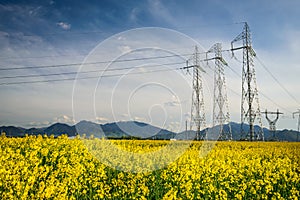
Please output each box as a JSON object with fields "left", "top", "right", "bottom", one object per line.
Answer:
{"left": 0, "top": 0, "right": 300, "bottom": 132}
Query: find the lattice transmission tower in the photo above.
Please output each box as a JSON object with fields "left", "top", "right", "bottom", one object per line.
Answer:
{"left": 262, "top": 109, "right": 283, "bottom": 141}
{"left": 207, "top": 43, "right": 232, "bottom": 140}
{"left": 293, "top": 109, "right": 300, "bottom": 142}
{"left": 185, "top": 46, "right": 207, "bottom": 140}
{"left": 231, "top": 22, "right": 264, "bottom": 141}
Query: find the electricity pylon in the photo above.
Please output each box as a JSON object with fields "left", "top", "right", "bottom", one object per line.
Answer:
{"left": 231, "top": 22, "right": 264, "bottom": 141}
{"left": 293, "top": 109, "right": 300, "bottom": 142}
{"left": 184, "top": 46, "right": 207, "bottom": 140}
{"left": 207, "top": 43, "right": 232, "bottom": 140}
{"left": 262, "top": 109, "right": 283, "bottom": 141}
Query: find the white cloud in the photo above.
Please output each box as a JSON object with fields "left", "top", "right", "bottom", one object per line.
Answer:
{"left": 28, "top": 121, "right": 51, "bottom": 127}
{"left": 5, "top": 32, "right": 44, "bottom": 48}
{"left": 57, "top": 22, "right": 71, "bottom": 30}
{"left": 129, "top": 7, "right": 139, "bottom": 23}
{"left": 96, "top": 117, "right": 109, "bottom": 123}
{"left": 117, "top": 36, "right": 126, "bottom": 41}
{"left": 53, "top": 115, "right": 75, "bottom": 124}
{"left": 166, "top": 121, "right": 181, "bottom": 131}
{"left": 164, "top": 101, "right": 180, "bottom": 107}
{"left": 147, "top": 0, "right": 176, "bottom": 25}
{"left": 28, "top": 6, "right": 43, "bottom": 17}
{"left": 164, "top": 95, "right": 186, "bottom": 107}
{"left": 134, "top": 116, "right": 146, "bottom": 122}
{"left": 121, "top": 113, "right": 129, "bottom": 118}
{"left": 118, "top": 45, "right": 132, "bottom": 54}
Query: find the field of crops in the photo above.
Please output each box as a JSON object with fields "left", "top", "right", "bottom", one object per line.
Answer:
{"left": 0, "top": 135, "right": 299, "bottom": 199}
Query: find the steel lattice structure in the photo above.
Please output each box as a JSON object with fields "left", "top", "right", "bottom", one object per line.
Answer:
{"left": 207, "top": 43, "right": 232, "bottom": 140}
{"left": 293, "top": 109, "right": 300, "bottom": 142}
{"left": 262, "top": 109, "right": 283, "bottom": 141}
{"left": 231, "top": 22, "right": 264, "bottom": 141}
{"left": 187, "top": 46, "right": 207, "bottom": 140}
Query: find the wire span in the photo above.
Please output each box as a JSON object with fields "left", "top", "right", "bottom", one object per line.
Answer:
{"left": 255, "top": 56, "right": 300, "bottom": 106}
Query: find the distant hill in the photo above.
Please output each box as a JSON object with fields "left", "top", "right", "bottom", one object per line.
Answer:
{"left": 0, "top": 126, "right": 26, "bottom": 137}
{"left": 44, "top": 123, "right": 76, "bottom": 137}
{"left": 228, "top": 122, "right": 299, "bottom": 141}
{"left": 26, "top": 127, "right": 44, "bottom": 135}
{"left": 73, "top": 120, "right": 102, "bottom": 137}
{"left": 0, "top": 121, "right": 299, "bottom": 141}
{"left": 267, "top": 129, "right": 300, "bottom": 141}
{"left": 1, "top": 123, "right": 76, "bottom": 137}
{"left": 0, "top": 120, "right": 175, "bottom": 139}
{"left": 76, "top": 121, "right": 174, "bottom": 139}
{"left": 177, "top": 122, "right": 299, "bottom": 142}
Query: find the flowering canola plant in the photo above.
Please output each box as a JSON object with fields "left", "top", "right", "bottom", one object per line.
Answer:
{"left": 0, "top": 134, "right": 299, "bottom": 199}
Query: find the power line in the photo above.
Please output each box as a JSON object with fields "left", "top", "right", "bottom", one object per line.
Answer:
{"left": 0, "top": 49, "right": 234, "bottom": 70}
{"left": 226, "top": 56, "right": 293, "bottom": 115}
{"left": 2, "top": 41, "right": 297, "bottom": 116}
{"left": 259, "top": 91, "right": 292, "bottom": 114}
{"left": 0, "top": 62, "right": 184, "bottom": 80}
{"left": 0, "top": 51, "right": 217, "bottom": 82}
{"left": 0, "top": 53, "right": 193, "bottom": 71}
{"left": 0, "top": 47, "right": 196, "bottom": 60}
{"left": 226, "top": 63, "right": 241, "bottom": 77}
{"left": 206, "top": 50, "right": 292, "bottom": 124}
{"left": 255, "top": 56, "right": 300, "bottom": 106}
{"left": 0, "top": 47, "right": 232, "bottom": 61}
{"left": 0, "top": 55, "right": 217, "bottom": 85}
{"left": 0, "top": 67, "right": 184, "bottom": 86}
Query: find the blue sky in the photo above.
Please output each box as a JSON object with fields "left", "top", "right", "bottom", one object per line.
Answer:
{"left": 0, "top": 0, "right": 299, "bottom": 132}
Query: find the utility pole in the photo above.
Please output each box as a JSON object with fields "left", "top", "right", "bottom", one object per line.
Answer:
{"left": 262, "top": 109, "right": 283, "bottom": 141}
{"left": 207, "top": 43, "right": 232, "bottom": 140}
{"left": 231, "top": 22, "right": 264, "bottom": 141}
{"left": 293, "top": 109, "right": 300, "bottom": 142}
{"left": 184, "top": 46, "right": 207, "bottom": 140}
{"left": 185, "top": 120, "right": 188, "bottom": 132}
{"left": 185, "top": 120, "right": 188, "bottom": 140}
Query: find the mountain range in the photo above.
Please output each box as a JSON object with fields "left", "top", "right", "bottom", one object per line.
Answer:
{"left": 0, "top": 121, "right": 299, "bottom": 141}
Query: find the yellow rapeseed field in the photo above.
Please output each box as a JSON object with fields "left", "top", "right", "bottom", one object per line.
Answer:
{"left": 0, "top": 134, "right": 299, "bottom": 199}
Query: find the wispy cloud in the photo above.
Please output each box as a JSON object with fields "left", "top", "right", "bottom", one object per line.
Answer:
{"left": 53, "top": 115, "right": 75, "bottom": 124}
{"left": 129, "top": 7, "right": 140, "bottom": 23}
{"left": 27, "top": 115, "right": 74, "bottom": 127}
{"left": 166, "top": 121, "right": 180, "bottom": 131}
{"left": 27, "top": 120, "right": 51, "bottom": 127}
{"left": 56, "top": 22, "right": 71, "bottom": 30}
{"left": 164, "top": 101, "right": 180, "bottom": 107}
{"left": 164, "top": 95, "right": 185, "bottom": 107}
{"left": 96, "top": 117, "right": 109, "bottom": 123}
{"left": 147, "top": 0, "right": 176, "bottom": 25}
{"left": 134, "top": 116, "right": 146, "bottom": 122}
{"left": 118, "top": 45, "right": 132, "bottom": 54}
